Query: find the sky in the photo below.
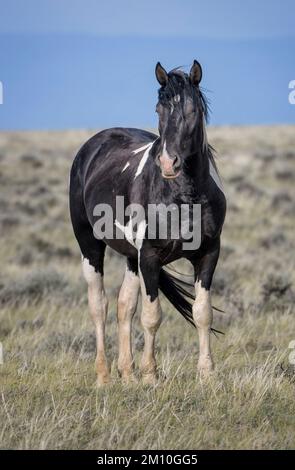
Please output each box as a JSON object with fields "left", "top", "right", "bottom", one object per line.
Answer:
{"left": 0, "top": 0, "right": 294, "bottom": 130}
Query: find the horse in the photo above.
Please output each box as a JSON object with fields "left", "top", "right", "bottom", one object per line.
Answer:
{"left": 69, "top": 60, "right": 226, "bottom": 386}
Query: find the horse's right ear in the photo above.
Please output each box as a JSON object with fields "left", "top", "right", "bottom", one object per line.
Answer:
{"left": 155, "top": 62, "right": 168, "bottom": 86}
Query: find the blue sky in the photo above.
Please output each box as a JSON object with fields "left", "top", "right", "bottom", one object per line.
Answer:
{"left": 0, "top": 0, "right": 294, "bottom": 129}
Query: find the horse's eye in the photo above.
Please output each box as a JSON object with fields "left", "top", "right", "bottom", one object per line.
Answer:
{"left": 185, "top": 105, "right": 195, "bottom": 117}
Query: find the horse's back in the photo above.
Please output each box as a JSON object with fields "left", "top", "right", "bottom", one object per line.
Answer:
{"left": 70, "top": 126, "right": 155, "bottom": 195}
{"left": 72, "top": 127, "right": 156, "bottom": 178}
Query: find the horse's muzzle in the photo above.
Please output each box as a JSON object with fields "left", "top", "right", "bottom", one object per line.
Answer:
{"left": 158, "top": 153, "right": 181, "bottom": 179}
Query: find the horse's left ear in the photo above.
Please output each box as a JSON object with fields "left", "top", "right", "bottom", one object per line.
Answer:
{"left": 190, "top": 60, "right": 202, "bottom": 86}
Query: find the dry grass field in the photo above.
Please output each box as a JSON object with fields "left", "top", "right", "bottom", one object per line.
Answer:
{"left": 0, "top": 126, "right": 295, "bottom": 449}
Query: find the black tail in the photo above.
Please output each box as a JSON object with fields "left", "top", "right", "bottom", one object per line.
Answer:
{"left": 159, "top": 268, "right": 195, "bottom": 327}
{"left": 158, "top": 268, "right": 224, "bottom": 335}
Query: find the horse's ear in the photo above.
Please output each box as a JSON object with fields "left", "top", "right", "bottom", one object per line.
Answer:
{"left": 155, "top": 62, "right": 168, "bottom": 86}
{"left": 190, "top": 60, "right": 202, "bottom": 86}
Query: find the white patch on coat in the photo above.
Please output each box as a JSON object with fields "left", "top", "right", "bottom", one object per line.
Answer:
{"left": 133, "top": 141, "right": 155, "bottom": 179}
{"left": 201, "top": 114, "right": 224, "bottom": 193}
{"left": 114, "top": 218, "right": 147, "bottom": 249}
{"left": 115, "top": 217, "right": 136, "bottom": 247}
{"left": 136, "top": 219, "right": 147, "bottom": 302}
{"left": 121, "top": 162, "right": 130, "bottom": 172}
{"left": 135, "top": 220, "right": 147, "bottom": 250}
{"left": 132, "top": 142, "right": 153, "bottom": 155}
{"left": 209, "top": 160, "right": 224, "bottom": 193}
{"left": 202, "top": 114, "right": 208, "bottom": 152}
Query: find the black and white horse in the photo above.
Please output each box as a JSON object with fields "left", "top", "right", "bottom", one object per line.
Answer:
{"left": 69, "top": 60, "right": 226, "bottom": 385}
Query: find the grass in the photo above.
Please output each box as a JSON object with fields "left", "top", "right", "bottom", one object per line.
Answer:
{"left": 0, "top": 126, "right": 295, "bottom": 449}
{"left": 1, "top": 309, "right": 294, "bottom": 449}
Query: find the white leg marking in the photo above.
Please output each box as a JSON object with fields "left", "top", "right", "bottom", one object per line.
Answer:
{"left": 82, "top": 257, "right": 109, "bottom": 385}
{"left": 138, "top": 252, "right": 161, "bottom": 383}
{"left": 193, "top": 280, "right": 214, "bottom": 376}
{"left": 117, "top": 267, "right": 140, "bottom": 382}
{"left": 139, "top": 275, "right": 162, "bottom": 384}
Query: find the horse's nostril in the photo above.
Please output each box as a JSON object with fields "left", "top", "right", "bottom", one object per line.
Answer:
{"left": 158, "top": 152, "right": 181, "bottom": 177}
{"left": 173, "top": 155, "right": 181, "bottom": 170}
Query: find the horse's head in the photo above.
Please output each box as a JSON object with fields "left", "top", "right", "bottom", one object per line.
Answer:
{"left": 155, "top": 60, "right": 207, "bottom": 179}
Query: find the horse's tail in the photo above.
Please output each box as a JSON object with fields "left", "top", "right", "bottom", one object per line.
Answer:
{"left": 158, "top": 268, "right": 224, "bottom": 335}
{"left": 158, "top": 268, "right": 195, "bottom": 327}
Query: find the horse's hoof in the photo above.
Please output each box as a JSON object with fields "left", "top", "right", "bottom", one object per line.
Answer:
{"left": 96, "top": 374, "right": 111, "bottom": 387}
{"left": 142, "top": 373, "right": 158, "bottom": 386}
{"left": 197, "top": 368, "right": 214, "bottom": 379}
{"left": 121, "top": 373, "right": 138, "bottom": 385}
{"left": 197, "top": 359, "right": 214, "bottom": 378}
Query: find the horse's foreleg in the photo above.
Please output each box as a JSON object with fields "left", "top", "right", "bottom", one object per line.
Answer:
{"left": 192, "top": 239, "right": 220, "bottom": 377}
{"left": 117, "top": 261, "right": 140, "bottom": 383}
{"left": 138, "top": 250, "right": 162, "bottom": 385}
{"left": 82, "top": 257, "right": 109, "bottom": 386}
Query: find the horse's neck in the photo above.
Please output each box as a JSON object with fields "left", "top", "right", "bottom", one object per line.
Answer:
{"left": 189, "top": 148, "right": 209, "bottom": 184}
{"left": 148, "top": 126, "right": 210, "bottom": 205}
{"left": 148, "top": 153, "right": 209, "bottom": 207}
{"left": 183, "top": 138, "right": 210, "bottom": 199}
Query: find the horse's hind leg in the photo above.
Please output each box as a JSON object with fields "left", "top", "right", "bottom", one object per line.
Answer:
{"left": 81, "top": 241, "right": 110, "bottom": 386}
{"left": 117, "top": 258, "right": 140, "bottom": 383}
{"left": 70, "top": 169, "right": 109, "bottom": 385}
